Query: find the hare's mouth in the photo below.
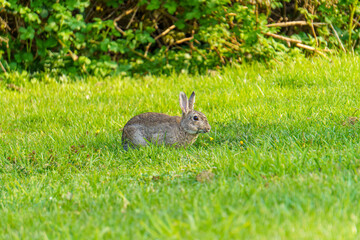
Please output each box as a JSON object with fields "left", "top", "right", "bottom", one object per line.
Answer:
{"left": 186, "top": 128, "right": 210, "bottom": 134}
{"left": 198, "top": 129, "right": 210, "bottom": 134}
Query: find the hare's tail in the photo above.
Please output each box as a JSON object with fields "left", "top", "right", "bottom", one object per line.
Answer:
{"left": 122, "top": 128, "right": 135, "bottom": 151}
{"left": 123, "top": 141, "right": 129, "bottom": 151}
{"left": 121, "top": 131, "right": 129, "bottom": 151}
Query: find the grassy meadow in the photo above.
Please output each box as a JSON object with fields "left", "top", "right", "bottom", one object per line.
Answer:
{"left": 1, "top": 56, "right": 360, "bottom": 239}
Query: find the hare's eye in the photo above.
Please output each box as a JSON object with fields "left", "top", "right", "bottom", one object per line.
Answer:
{"left": 193, "top": 116, "right": 199, "bottom": 121}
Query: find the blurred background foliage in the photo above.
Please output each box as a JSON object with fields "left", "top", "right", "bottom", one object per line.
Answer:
{"left": 0, "top": 0, "right": 359, "bottom": 76}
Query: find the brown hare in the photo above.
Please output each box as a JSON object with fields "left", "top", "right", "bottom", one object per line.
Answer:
{"left": 122, "top": 91, "right": 211, "bottom": 150}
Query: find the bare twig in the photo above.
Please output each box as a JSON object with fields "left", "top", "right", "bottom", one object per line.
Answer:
{"left": 230, "top": 36, "right": 242, "bottom": 46}
{"left": 69, "top": 50, "right": 79, "bottom": 61}
{"left": 145, "top": 25, "right": 176, "bottom": 57}
{"left": 114, "top": 7, "right": 137, "bottom": 22}
{"left": 85, "top": 0, "right": 98, "bottom": 22}
{"left": 189, "top": 41, "right": 207, "bottom": 60}
{"left": 154, "top": 25, "right": 176, "bottom": 41}
{"left": 103, "top": 6, "right": 122, "bottom": 21}
{"left": 126, "top": 6, "right": 139, "bottom": 29}
{"left": 0, "top": 61, "right": 6, "bottom": 73}
{"left": 264, "top": 32, "right": 329, "bottom": 58}
{"left": 295, "top": 43, "right": 316, "bottom": 51}
{"left": 223, "top": 41, "right": 240, "bottom": 50}
{"left": 295, "top": 43, "right": 328, "bottom": 59}
{"left": 282, "top": 0, "right": 287, "bottom": 20}
{"left": 114, "top": 24, "right": 126, "bottom": 36}
{"left": 57, "top": 39, "right": 78, "bottom": 61}
{"left": 0, "top": 36, "right": 9, "bottom": 48}
{"left": 264, "top": 32, "right": 302, "bottom": 44}
{"left": 330, "top": 24, "right": 346, "bottom": 53}
{"left": 152, "top": 19, "right": 159, "bottom": 30}
{"left": 310, "top": 20, "right": 318, "bottom": 47}
{"left": 266, "top": 21, "right": 326, "bottom": 27}
{"left": 214, "top": 47, "right": 225, "bottom": 64}
{"left": 129, "top": 48, "right": 153, "bottom": 62}
{"left": 172, "top": 36, "right": 194, "bottom": 45}
{"left": 113, "top": 6, "right": 138, "bottom": 36}
{"left": 144, "top": 43, "right": 152, "bottom": 57}
{"left": 0, "top": 16, "right": 11, "bottom": 31}
{"left": 150, "top": 17, "right": 164, "bottom": 48}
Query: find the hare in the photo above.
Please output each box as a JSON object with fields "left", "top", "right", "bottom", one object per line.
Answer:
{"left": 122, "top": 91, "right": 211, "bottom": 150}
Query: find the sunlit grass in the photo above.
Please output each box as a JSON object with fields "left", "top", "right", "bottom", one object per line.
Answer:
{"left": 1, "top": 55, "right": 360, "bottom": 239}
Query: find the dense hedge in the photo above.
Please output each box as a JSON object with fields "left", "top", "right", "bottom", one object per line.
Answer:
{"left": 0, "top": 0, "right": 359, "bottom": 76}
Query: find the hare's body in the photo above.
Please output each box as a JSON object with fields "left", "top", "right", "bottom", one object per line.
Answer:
{"left": 122, "top": 92, "right": 210, "bottom": 150}
{"left": 122, "top": 112, "right": 199, "bottom": 150}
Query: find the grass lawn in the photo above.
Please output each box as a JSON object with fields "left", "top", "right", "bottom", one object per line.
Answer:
{"left": 1, "top": 56, "right": 360, "bottom": 239}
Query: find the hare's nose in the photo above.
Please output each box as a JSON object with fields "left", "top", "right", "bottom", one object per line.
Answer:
{"left": 205, "top": 126, "right": 211, "bottom": 132}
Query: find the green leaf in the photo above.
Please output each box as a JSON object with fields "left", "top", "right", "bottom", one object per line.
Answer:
{"left": 27, "top": 12, "right": 41, "bottom": 24}
{"left": 109, "top": 42, "right": 121, "bottom": 52}
{"left": 22, "top": 52, "right": 34, "bottom": 63}
{"left": 45, "top": 21, "right": 59, "bottom": 32}
{"left": 175, "top": 20, "right": 186, "bottom": 30}
{"left": 185, "top": 8, "right": 201, "bottom": 20}
{"left": 164, "top": 1, "right": 177, "bottom": 14}
{"left": 146, "top": 0, "right": 161, "bottom": 10}
{"left": 100, "top": 38, "right": 110, "bottom": 52}
{"left": 40, "top": 9, "right": 49, "bottom": 18}
{"left": 19, "top": 27, "right": 35, "bottom": 40}
{"left": 19, "top": 7, "right": 30, "bottom": 15}
{"left": 15, "top": 52, "right": 33, "bottom": 63}
{"left": 78, "top": 56, "right": 91, "bottom": 65}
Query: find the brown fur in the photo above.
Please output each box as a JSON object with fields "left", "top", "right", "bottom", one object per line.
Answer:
{"left": 122, "top": 92, "right": 210, "bottom": 150}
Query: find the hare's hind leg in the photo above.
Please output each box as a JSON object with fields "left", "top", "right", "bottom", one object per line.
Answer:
{"left": 123, "top": 125, "right": 148, "bottom": 150}
{"left": 122, "top": 139, "right": 132, "bottom": 151}
{"left": 131, "top": 129, "right": 148, "bottom": 146}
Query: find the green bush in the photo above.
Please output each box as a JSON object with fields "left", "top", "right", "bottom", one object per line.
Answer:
{"left": 0, "top": 0, "right": 359, "bottom": 76}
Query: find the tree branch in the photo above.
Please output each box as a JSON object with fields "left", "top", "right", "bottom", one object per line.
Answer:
{"left": 267, "top": 21, "right": 326, "bottom": 27}
{"left": 113, "top": 6, "right": 138, "bottom": 36}
{"left": 0, "top": 61, "right": 6, "bottom": 73}
{"left": 330, "top": 24, "right": 346, "bottom": 53}
{"left": 264, "top": 32, "right": 302, "bottom": 44}
{"left": 145, "top": 25, "right": 176, "bottom": 57}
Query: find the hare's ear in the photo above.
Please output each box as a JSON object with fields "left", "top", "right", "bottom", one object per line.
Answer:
{"left": 179, "top": 92, "right": 188, "bottom": 114}
{"left": 188, "top": 91, "right": 195, "bottom": 110}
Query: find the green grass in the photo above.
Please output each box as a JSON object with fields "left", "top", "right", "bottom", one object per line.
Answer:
{"left": 1, "top": 56, "right": 360, "bottom": 239}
